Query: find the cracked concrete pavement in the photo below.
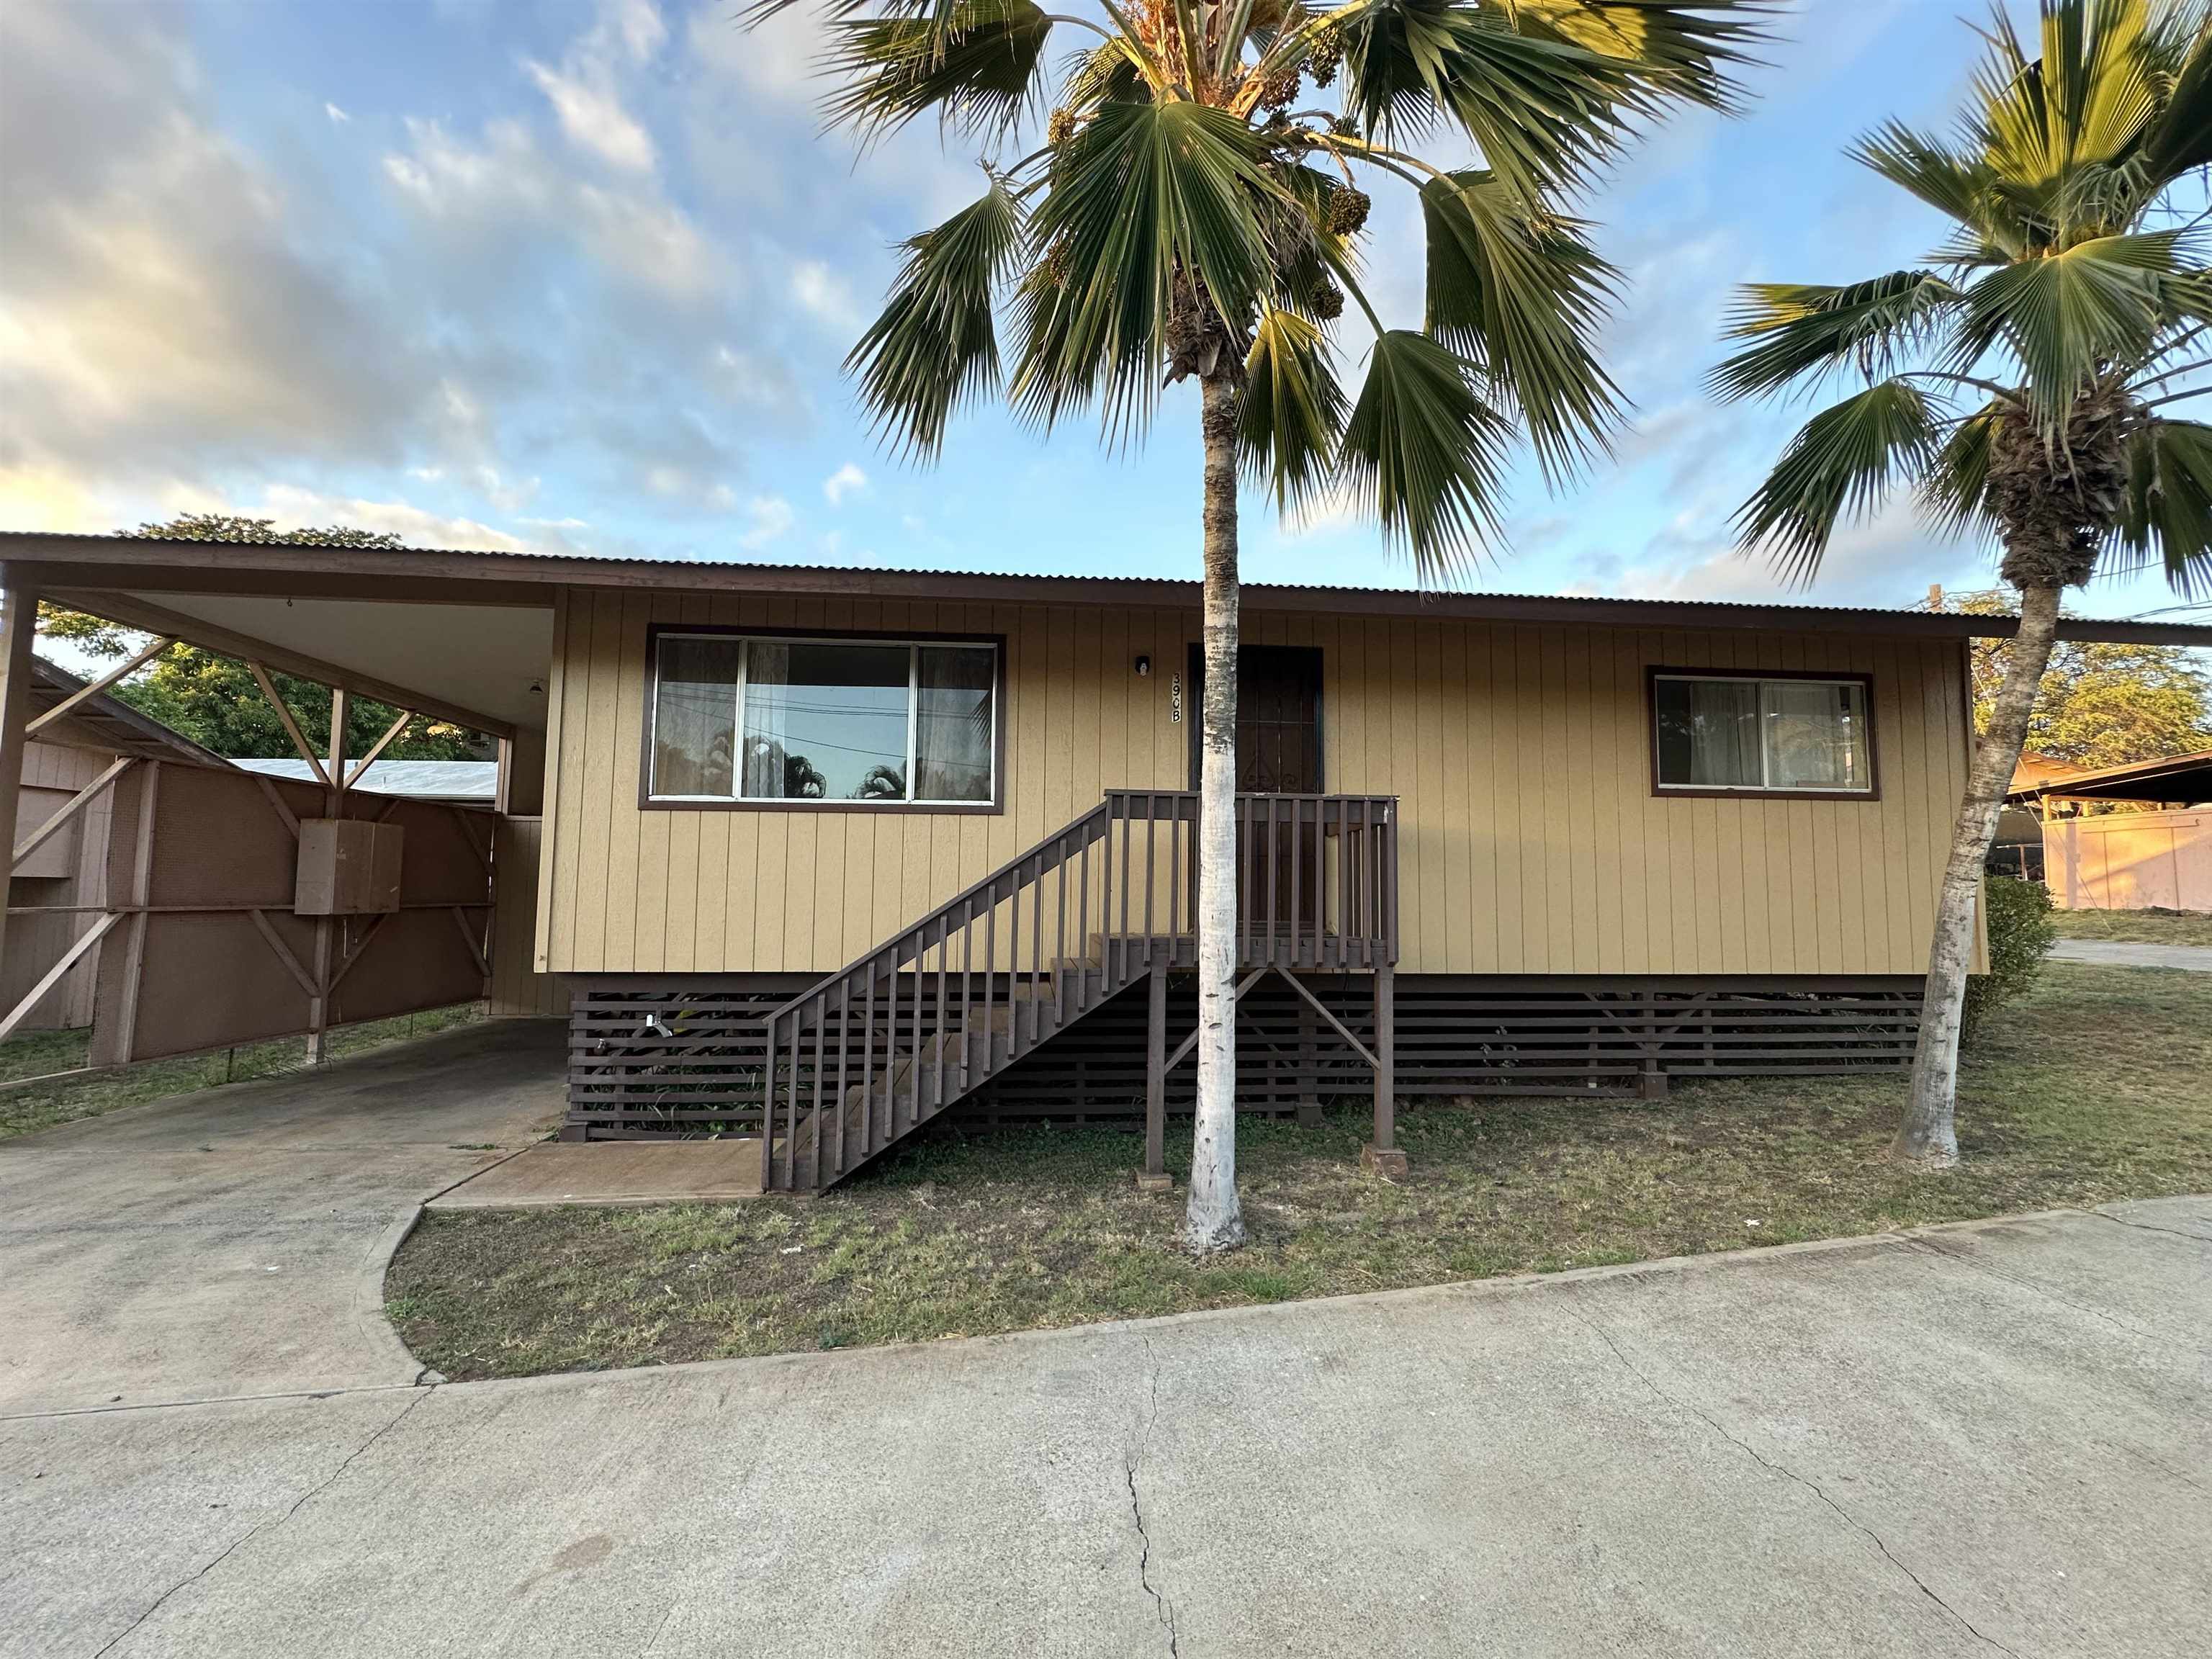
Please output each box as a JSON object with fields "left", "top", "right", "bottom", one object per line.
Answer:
{"left": 5, "top": 1195, "right": 2207, "bottom": 1658}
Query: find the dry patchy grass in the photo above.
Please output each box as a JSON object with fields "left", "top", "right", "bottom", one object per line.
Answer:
{"left": 387, "top": 964, "right": 2212, "bottom": 1381}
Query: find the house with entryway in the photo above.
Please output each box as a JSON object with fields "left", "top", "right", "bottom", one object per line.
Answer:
{"left": 8, "top": 531, "right": 2208, "bottom": 1190}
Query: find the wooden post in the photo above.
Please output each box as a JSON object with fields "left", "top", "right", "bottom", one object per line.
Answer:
{"left": 1361, "top": 963, "right": 1406, "bottom": 1180}
{"left": 305, "top": 688, "right": 347, "bottom": 1064}
{"left": 0, "top": 572, "right": 40, "bottom": 975}
{"left": 1138, "top": 965, "right": 1171, "bottom": 1191}
{"left": 1295, "top": 998, "right": 1322, "bottom": 1125}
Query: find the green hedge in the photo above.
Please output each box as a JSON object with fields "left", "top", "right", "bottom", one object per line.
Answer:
{"left": 1964, "top": 876, "right": 2056, "bottom": 1042}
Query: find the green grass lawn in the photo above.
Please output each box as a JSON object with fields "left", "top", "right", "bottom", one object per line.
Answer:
{"left": 2048, "top": 907, "right": 2212, "bottom": 947}
{"left": 386, "top": 962, "right": 2212, "bottom": 1382}
{"left": 0, "top": 1004, "right": 485, "bottom": 1142}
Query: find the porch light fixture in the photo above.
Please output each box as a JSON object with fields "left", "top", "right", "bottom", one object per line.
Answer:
{"left": 1134, "top": 655, "right": 1151, "bottom": 677}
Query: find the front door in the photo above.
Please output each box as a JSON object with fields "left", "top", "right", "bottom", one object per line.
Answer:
{"left": 1186, "top": 644, "right": 1324, "bottom": 792}
{"left": 1188, "top": 645, "right": 1325, "bottom": 942}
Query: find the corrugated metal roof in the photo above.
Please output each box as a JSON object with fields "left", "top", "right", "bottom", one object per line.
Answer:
{"left": 9, "top": 529, "right": 2210, "bottom": 644}
{"left": 231, "top": 757, "right": 498, "bottom": 800}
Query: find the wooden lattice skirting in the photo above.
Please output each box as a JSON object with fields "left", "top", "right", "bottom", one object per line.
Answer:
{"left": 562, "top": 972, "right": 1923, "bottom": 1141}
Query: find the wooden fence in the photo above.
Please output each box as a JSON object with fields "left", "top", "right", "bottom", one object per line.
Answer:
{"left": 68, "top": 759, "right": 495, "bottom": 1066}
{"left": 2045, "top": 809, "right": 2212, "bottom": 912}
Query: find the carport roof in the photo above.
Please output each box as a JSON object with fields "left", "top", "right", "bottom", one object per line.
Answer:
{"left": 2005, "top": 749, "right": 2212, "bottom": 805}
{"left": 9, "top": 530, "right": 2211, "bottom": 743}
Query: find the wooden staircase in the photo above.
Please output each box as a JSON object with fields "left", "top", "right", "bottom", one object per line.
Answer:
{"left": 759, "top": 791, "right": 1397, "bottom": 1192}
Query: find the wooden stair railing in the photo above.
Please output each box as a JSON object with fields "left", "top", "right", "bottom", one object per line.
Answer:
{"left": 758, "top": 790, "right": 1398, "bottom": 1192}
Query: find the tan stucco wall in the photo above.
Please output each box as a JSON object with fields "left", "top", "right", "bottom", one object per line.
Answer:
{"left": 535, "top": 586, "right": 1971, "bottom": 979}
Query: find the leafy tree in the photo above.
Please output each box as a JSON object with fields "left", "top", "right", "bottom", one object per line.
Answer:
{"left": 752, "top": 0, "right": 1766, "bottom": 1249}
{"left": 36, "top": 516, "right": 484, "bottom": 763}
{"left": 1710, "top": 0, "right": 2212, "bottom": 1168}
{"left": 1936, "top": 588, "right": 2212, "bottom": 768}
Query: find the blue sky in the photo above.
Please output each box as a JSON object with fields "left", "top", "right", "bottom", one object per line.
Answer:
{"left": 0, "top": 0, "right": 2200, "bottom": 624}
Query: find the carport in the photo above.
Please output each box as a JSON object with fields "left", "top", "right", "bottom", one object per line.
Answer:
{"left": 0, "top": 532, "right": 571, "bottom": 1071}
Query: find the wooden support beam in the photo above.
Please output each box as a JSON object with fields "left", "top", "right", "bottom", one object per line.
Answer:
{"left": 0, "top": 573, "right": 39, "bottom": 972}
{"left": 253, "top": 773, "right": 300, "bottom": 839}
{"left": 1267, "top": 963, "right": 1377, "bottom": 1069}
{"left": 248, "top": 662, "right": 328, "bottom": 786}
{"left": 91, "top": 760, "right": 161, "bottom": 1069}
{"left": 0, "top": 911, "right": 121, "bottom": 1046}
{"left": 325, "top": 912, "right": 390, "bottom": 997}
{"left": 1362, "top": 965, "right": 1405, "bottom": 1181}
{"left": 11, "top": 756, "right": 135, "bottom": 871}
{"left": 47, "top": 588, "right": 515, "bottom": 739}
{"left": 247, "top": 908, "right": 320, "bottom": 999}
{"left": 343, "top": 706, "right": 412, "bottom": 788}
{"left": 1164, "top": 967, "right": 1266, "bottom": 1074}
{"left": 449, "top": 904, "right": 490, "bottom": 981}
{"left": 24, "top": 634, "right": 175, "bottom": 737}
{"left": 325, "top": 687, "right": 349, "bottom": 806}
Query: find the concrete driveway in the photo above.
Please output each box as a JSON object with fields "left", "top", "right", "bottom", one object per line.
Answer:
{"left": 0, "top": 1020, "right": 564, "bottom": 1417}
{"left": 2049, "top": 938, "right": 2212, "bottom": 972}
{"left": 4, "top": 1196, "right": 2206, "bottom": 1658}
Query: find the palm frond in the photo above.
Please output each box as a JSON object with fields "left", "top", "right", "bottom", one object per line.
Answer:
{"left": 846, "top": 178, "right": 1028, "bottom": 460}
{"left": 1732, "top": 379, "right": 1940, "bottom": 584}
{"left": 1338, "top": 329, "right": 1513, "bottom": 580}
{"left": 1010, "top": 99, "right": 1280, "bottom": 439}
{"left": 822, "top": 0, "right": 1056, "bottom": 142}
{"left": 2111, "top": 417, "right": 2212, "bottom": 598}
{"left": 2137, "top": 0, "right": 2212, "bottom": 177}
{"left": 1336, "top": 0, "right": 1635, "bottom": 195}
{"left": 1239, "top": 308, "right": 1349, "bottom": 513}
{"left": 1917, "top": 400, "right": 2003, "bottom": 544}
{"left": 1506, "top": 0, "right": 1775, "bottom": 113}
{"left": 1709, "top": 270, "right": 1962, "bottom": 402}
{"left": 1849, "top": 121, "right": 2021, "bottom": 263}
{"left": 1956, "top": 227, "right": 2198, "bottom": 417}
{"left": 1420, "top": 168, "right": 1623, "bottom": 479}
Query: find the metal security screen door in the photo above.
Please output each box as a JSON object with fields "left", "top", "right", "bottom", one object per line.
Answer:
{"left": 1186, "top": 644, "right": 1324, "bottom": 793}
{"left": 1188, "top": 644, "right": 1326, "bottom": 937}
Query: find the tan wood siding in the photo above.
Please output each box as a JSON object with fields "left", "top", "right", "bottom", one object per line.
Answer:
{"left": 539, "top": 588, "right": 1972, "bottom": 978}
{"left": 492, "top": 815, "right": 567, "bottom": 1017}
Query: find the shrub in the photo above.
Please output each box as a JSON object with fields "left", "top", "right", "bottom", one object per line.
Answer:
{"left": 1963, "top": 876, "right": 2056, "bottom": 1042}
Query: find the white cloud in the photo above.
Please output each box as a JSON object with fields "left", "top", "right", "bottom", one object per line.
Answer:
{"left": 526, "top": 58, "right": 655, "bottom": 171}
{"left": 822, "top": 462, "right": 868, "bottom": 505}
{"left": 738, "top": 494, "right": 795, "bottom": 549}
{"left": 325, "top": 102, "right": 349, "bottom": 125}
{"left": 791, "top": 259, "right": 863, "bottom": 333}
{"left": 258, "top": 484, "right": 536, "bottom": 552}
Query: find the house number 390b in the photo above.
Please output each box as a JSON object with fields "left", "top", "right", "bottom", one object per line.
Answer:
{"left": 1169, "top": 672, "right": 1182, "bottom": 724}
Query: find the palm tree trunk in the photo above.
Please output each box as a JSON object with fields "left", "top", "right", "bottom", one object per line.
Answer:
{"left": 1894, "top": 580, "right": 2062, "bottom": 1165}
{"left": 1184, "top": 367, "right": 1247, "bottom": 1252}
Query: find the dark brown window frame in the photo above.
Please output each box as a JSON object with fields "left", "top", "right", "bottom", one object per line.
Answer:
{"left": 639, "top": 622, "right": 1008, "bottom": 814}
{"left": 1646, "top": 665, "right": 1881, "bottom": 802}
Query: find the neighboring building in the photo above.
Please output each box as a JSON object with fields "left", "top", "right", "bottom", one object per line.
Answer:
{"left": 5, "top": 660, "right": 225, "bottom": 1030}
{"left": 231, "top": 757, "right": 498, "bottom": 803}
{"left": 9, "top": 532, "right": 2210, "bottom": 1187}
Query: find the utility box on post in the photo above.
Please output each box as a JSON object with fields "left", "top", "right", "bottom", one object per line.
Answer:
{"left": 295, "top": 819, "right": 403, "bottom": 916}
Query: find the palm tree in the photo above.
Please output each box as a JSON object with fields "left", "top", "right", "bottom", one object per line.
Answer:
{"left": 1711, "top": 0, "right": 2211, "bottom": 1167}
{"left": 749, "top": 0, "right": 1767, "bottom": 1249}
